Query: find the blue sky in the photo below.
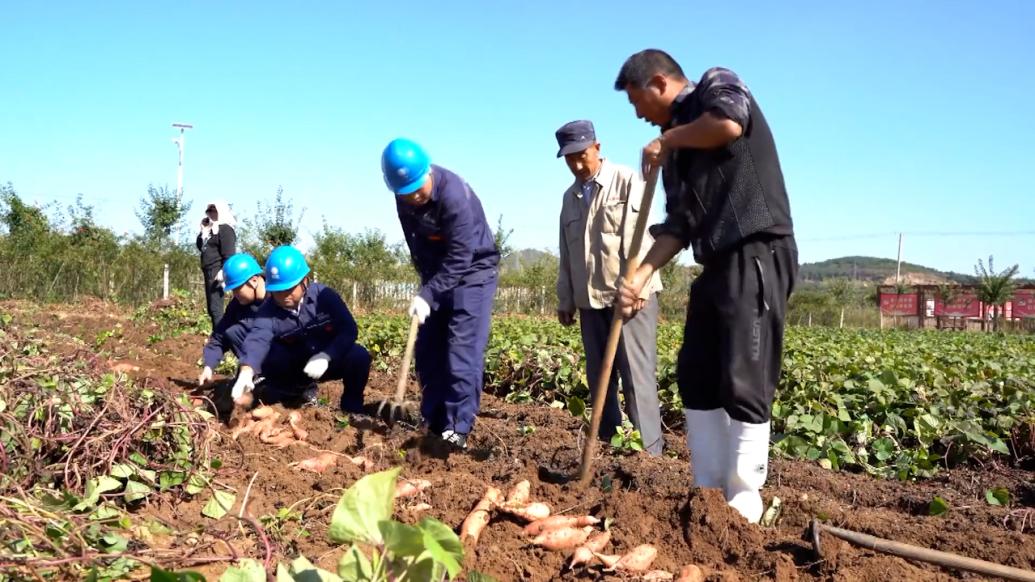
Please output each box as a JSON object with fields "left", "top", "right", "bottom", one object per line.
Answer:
{"left": 2, "top": 0, "right": 1033, "bottom": 275}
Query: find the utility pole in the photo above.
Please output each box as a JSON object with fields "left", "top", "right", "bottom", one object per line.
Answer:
{"left": 171, "top": 122, "right": 193, "bottom": 199}
{"left": 895, "top": 233, "right": 904, "bottom": 284}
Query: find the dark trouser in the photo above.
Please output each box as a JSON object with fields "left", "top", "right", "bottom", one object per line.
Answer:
{"left": 678, "top": 235, "right": 798, "bottom": 424}
{"left": 578, "top": 293, "right": 664, "bottom": 455}
{"left": 256, "top": 344, "right": 372, "bottom": 412}
{"left": 414, "top": 271, "right": 497, "bottom": 436}
{"left": 202, "top": 269, "right": 225, "bottom": 330}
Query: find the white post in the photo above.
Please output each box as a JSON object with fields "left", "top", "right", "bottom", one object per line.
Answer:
{"left": 163, "top": 264, "right": 170, "bottom": 300}
{"left": 352, "top": 282, "right": 358, "bottom": 308}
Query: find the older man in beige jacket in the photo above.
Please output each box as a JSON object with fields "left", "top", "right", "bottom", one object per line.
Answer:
{"left": 555, "top": 119, "right": 664, "bottom": 455}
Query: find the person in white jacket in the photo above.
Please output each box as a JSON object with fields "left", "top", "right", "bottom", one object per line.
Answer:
{"left": 195, "top": 200, "right": 237, "bottom": 329}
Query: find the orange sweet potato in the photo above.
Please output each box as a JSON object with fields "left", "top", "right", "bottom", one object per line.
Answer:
{"left": 675, "top": 564, "right": 705, "bottom": 582}
{"left": 294, "top": 452, "right": 338, "bottom": 473}
{"left": 523, "top": 515, "right": 600, "bottom": 536}
{"left": 287, "top": 410, "right": 308, "bottom": 441}
{"left": 532, "top": 525, "right": 593, "bottom": 550}
{"left": 607, "top": 544, "right": 658, "bottom": 572}
{"left": 395, "top": 478, "right": 433, "bottom": 499}
{"left": 504, "top": 479, "right": 531, "bottom": 506}
{"left": 582, "top": 529, "right": 611, "bottom": 553}
{"left": 498, "top": 501, "right": 551, "bottom": 522}
{"left": 460, "top": 486, "right": 503, "bottom": 546}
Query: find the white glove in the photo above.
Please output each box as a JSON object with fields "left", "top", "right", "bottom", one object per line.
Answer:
{"left": 215, "top": 269, "right": 224, "bottom": 283}
{"left": 303, "top": 352, "right": 330, "bottom": 380}
{"left": 231, "top": 367, "right": 255, "bottom": 401}
{"left": 198, "top": 366, "right": 213, "bottom": 386}
{"left": 408, "top": 296, "right": 431, "bottom": 325}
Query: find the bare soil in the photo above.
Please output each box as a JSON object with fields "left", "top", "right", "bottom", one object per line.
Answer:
{"left": 3, "top": 299, "right": 1033, "bottom": 581}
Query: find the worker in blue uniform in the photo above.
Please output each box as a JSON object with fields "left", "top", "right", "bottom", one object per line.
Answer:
{"left": 381, "top": 138, "right": 500, "bottom": 450}
{"left": 197, "top": 253, "right": 267, "bottom": 386}
{"left": 230, "top": 246, "right": 371, "bottom": 412}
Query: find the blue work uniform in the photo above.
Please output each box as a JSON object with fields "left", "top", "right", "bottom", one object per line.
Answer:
{"left": 396, "top": 164, "right": 500, "bottom": 436}
{"left": 238, "top": 282, "right": 371, "bottom": 412}
{"left": 202, "top": 297, "right": 264, "bottom": 370}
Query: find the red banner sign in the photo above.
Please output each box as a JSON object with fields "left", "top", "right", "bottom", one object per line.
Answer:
{"left": 934, "top": 290, "right": 981, "bottom": 318}
{"left": 880, "top": 293, "right": 918, "bottom": 315}
{"left": 1012, "top": 289, "right": 1035, "bottom": 318}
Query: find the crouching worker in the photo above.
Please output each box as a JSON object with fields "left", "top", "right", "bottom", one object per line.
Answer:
{"left": 229, "top": 246, "right": 371, "bottom": 413}
{"left": 198, "top": 253, "right": 267, "bottom": 386}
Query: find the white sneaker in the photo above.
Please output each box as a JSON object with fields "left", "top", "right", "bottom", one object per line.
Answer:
{"left": 726, "top": 419, "right": 771, "bottom": 524}
{"left": 684, "top": 408, "right": 730, "bottom": 490}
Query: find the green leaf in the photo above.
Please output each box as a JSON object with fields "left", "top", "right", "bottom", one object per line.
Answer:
{"left": 101, "top": 532, "right": 129, "bottom": 553}
{"left": 74, "top": 476, "right": 123, "bottom": 511}
{"left": 985, "top": 488, "right": 1010, "bottom": 506}
{"left": 329, "top": 467, "right": 400, "bottom": 545}
{"left": 185, "top": 473, "right": 207, "bottom": 495}
{"left": 287, "top": 555, "right": 343, "bottom": 582}
{"left": 276, "top": 564, "right": 294, "bottom": 582}
{"left": 467, "top": 572, "right": 501, "bottom": 582}
{"left": 125, "top": 480, "right": 153, "bottom": 503}
{"left": 566, "top": 396, "right": 586, "bottom": 418}
{"left": 379, "top": 520, "right": 423, "bottom": 557}
{"left": 928, "top": 496, "right": 950, "bottom": 516}
{"left": 150, "top": 565, "right": 207, "bottom": 581}
{"left": 418, "top": 517, "right": 463, "bottom": 579}
{"left": 130, "top": 451, "right": 149, "bottom": 466}
{"left": 110, "top": 464, "right": 135, "bottom": 479}
{"left": 202, "top": 490, "right": 236, "bottom": 520}
{"left": 89, "top": 504, "right": 122, "bottom": 521}
{"left": 337, "top": 545, "right": 374, "bottom": 581}
{"left": 218, "top": 559, "right": 266, "bottom": 582}
{"left": 159, "top": 471, "right": 186, "bottom": 491}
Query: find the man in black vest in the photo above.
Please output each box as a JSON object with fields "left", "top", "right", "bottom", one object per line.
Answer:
{"left": 613, "top": 49, "right": 798, "bottom": 524}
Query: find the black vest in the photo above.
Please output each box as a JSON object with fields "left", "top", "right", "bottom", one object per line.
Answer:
{"left": 663, "top": 89, "right": 794, "bottom": 264}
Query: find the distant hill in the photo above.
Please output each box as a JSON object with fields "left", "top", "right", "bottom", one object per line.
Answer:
{"left": 501, "top": 248, "right": 554, "bottom": 272}
{"left": 799, "top": 256, "right": 977, "bottom": 285}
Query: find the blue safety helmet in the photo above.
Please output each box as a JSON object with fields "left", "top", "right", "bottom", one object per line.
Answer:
{"left": 222, "top": 253, "right": 263, "bottom": 291}
{"left": 381, "top": 138, "right": 431, "bottom": 195}
{"left": 264, "top": 246, "right": 311, "bottom": 292}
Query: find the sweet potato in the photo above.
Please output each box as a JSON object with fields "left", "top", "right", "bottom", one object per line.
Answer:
{"left": 395, "top": 478, "right": 432, "bottom": 499}
{"left": 582, "top": 529, "right": 611, "bottom": 552}
{"left": 259, "top": 420, "right": 283, "bottom": 441}
{"left": 230, "top": 417, "right": 255, "bottom": 440}
{"left": 251, "top": 406, "right": 276, "bottom": 420}
{"left": 504, "top": 479, "right": 530, "bottom": 506}
{"left": 287, "top": 410, "right": 308, "bottom": 441}
{"left": 411, "top": 503, "right": 432, "bottom": 512}
{"left": 294, "top": 452, "right": 338, "bottom": 473}
{"left": 642, "top": 571, "right": 674, "bottom": 581}
{"left": 675, "top": 564, "right": 705, "bottom": 582}
{"left": 568, "top": 546, "right": 595, "bottom": 570}
{"left": 608, "top": 544, "right": 658, "bottom": 572}
{"left": 523, "top": 515, "right": 599, "bottom": 536}
{"left": 349, "top": 456, "right": 374, "bottom": 471}
{"left": 593, "top": 553, "right": 622, "bottom": 569}
{"left": 460, "top": 486, "right": 503, "bottom": 546}
{"left": 498, "top": 501, "right": 551, "bottom": 522}
{"left": 532, "top": 525, "right": 593, "bottom": 551}
{"left": 265, "top": 431, "right": 299, "bottom": 448}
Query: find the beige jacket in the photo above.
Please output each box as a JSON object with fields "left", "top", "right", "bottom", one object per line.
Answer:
{"left": 557, "top": 159, "right": 663, "bottom": 312}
